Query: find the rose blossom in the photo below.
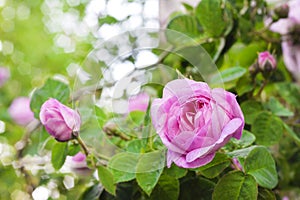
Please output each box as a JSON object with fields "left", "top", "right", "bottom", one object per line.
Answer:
{"left": 8, "top": 97, "right": 35, "bottom": 126}
{"left": 258, "top": 51, "right": 277, "bottom": 71}
{"left": 0, "top": 67, "right": 10, "bottom": 87}
{"left": 270, "top": 0, "right": 300, "bottom": 80}
{"left": 39, "top": 98, "right": 81, "bottom": 142}
{"left": 128, "top": 92, "right": 150, "bottom": 112}
{"left": 151, "top": 79, "right": 244, "bottom": 168}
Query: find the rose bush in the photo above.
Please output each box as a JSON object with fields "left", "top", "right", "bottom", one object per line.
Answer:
{"left": 151, "top": 79, "right": 244, "bottom": 168}
{"left": 39, "top": 98, "right": 81, "bottom": 141}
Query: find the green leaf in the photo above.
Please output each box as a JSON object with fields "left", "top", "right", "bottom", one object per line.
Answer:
{"left": 195, "top": 153, "right": 230, "bottom": 178}
{"left": 67, "top": 143, "right": 81, "bottom": 156}
{"left": 166, "top": 15, "right": 200, "bottom": 45}
{"left": 244, "top": 146, "right": 278, "bottom": 189}
{"left": 128, "top": 111, "right": 145, "bottom": 125}
{"left": 275, "top": 82, "right": 300, "bottom": 109}
{"left": 136, "top": 151, "right": 165, "bottom": 196}
{"left": 98, "top": 15, "right": 118, "bottom": 26}
{"left": 227, "top": 146, "right": 257, "bottom": 158}
{"left": 283, "top": 123, "right": 300, "bottom": 147}
{"left": 196, "top": 0, "right": 233, "bottom": 37}
{"left": 258, "top": 188, "right": 276, "bottom": 200}
{"left": 51, "top": 142, "right": 68, "bottom": 170}
{"left": 126, "top": 139, "right": 147, "bottom": 153}
{"left": 236, "top": 75, "right": 255, "bottom": 96}
{"left": 251, "top": 111, "right": 283, "bottom": 146}
{"left": 149, "top": 174, "right": 179, "bottom": 200}
{"left": 211, "top": 66, "right": 247, "bottom": 84}
{"left": 95, "top": 106, "right": 107, "bottom": 127}
{"left": 30, "top": 78, "right": 70, "bottom": 118}
{"left": 163, "top": 164, "right": 187, "bottom": 179}
{"left": 80, "top": 184, "right": 102, "bottom": 200}
{"left": 179, "top": 176, "right": 215, "bottom": 200}
{"left": 108, "top": 152, "right": 139, "bottom": 183}
{"left": 98, "top": 165, "right": 116, "bottom": 196}
{"left": 212, "top": 171, "right": 258, "bottom": 200}
{"left": 231, "top": 130, "right": 256, "bottom": 148}
{"left": 241, "top": 100, "right": 264, "bottom": 125}
{"left": 267, "top": 97, "right": 293, "bottom": 117}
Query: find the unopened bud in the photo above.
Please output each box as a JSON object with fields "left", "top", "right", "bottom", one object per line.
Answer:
{"left": 274, "top": 4, "right": 289, "bottom": 18}
{"left": 258, "top": 51, "right": 277, "bottom": 73}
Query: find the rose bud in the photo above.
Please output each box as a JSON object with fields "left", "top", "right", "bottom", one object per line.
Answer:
{"left": 39, "top": 98, "right": 81, "bottom": 142}
{"left": 151, "top": 79, "right": 244, "bottom": 168}
{"left": 8, "top": 97, "right": 35, "bottom": 126}
{"left": 274, "top": 4, "right": 289, "bottom": 19}
{"left": 128, "top": 92, "right": 150, "bottom": 112}
{"left": 258, "top": 51, "right": 277, "bottom": 73}
{"left": 0, "top": 67, "right": 10, "bottom": 87}
{"left": 231, "top": 158, "right": 243, "bottom": 171}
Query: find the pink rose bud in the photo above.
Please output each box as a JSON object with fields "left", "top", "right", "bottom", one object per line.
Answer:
{"left": 71, "top": 152, "right": 88, "bottom": 169}
{"left": 128, "top": 92, "right": 150, "bottom": 112}
{"left": 8, "top": 97, "right": 35, "bottom": 126}
{"left": 274, "top": 4, "right": 289, "bottom": 18}
{"left": 39, "top": 98, "right": 81, "bottom": 142}
{"left": 258, "top": 51, "right": 277, "bottom": 72}
{"left": 0, "top": 67, "right": 10, "bottom": 87}
{"left": 231, "top": 158, "right": 243, "bottom": 171}
{"left": 151, "top": 79, "right": 244, "bottom": 168}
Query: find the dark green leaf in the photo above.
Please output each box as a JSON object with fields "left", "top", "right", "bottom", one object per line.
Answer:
{"left": 149, "top": 174, "right": 179, "bottom": 200}
{"left": 179, "top": 176, "right": 215, "bottom": 200}
{"left": 258, "top": 188, "right": 276, "bottom": 200}
{"left": 108, "top": 152, "right": 139, "bottom": 183}
{"left": 51, "top": 142, "right": 68, "bottom": 170}
{"left": 163, "top": 164, "right": 187, "bottom": 179}
{"left": 283, "top": 123, "right": 300, "bottom": 147}
{"left": 244, "top": 146, "right": 278, "bottom": 189}
{"left": 236, "top": 75, "right": 254, "bottom": 96}
{"left": 241, "top": 100, "right": 264, "bottom": 125}
{"left": 251, "top": 112, "right": 283, "bottom": 146}
{"left": 276, "top": 83, "right": 300, "bottom": 109}
{"left": 212, "top": 171, "right": 258, "bottom": 200}
{"left": 136, "top": 151, "right": 165, "bottom": 196}
{"left": 67, "top": 143, "right": 81, "bottom": 156}
{"left": 30, "top": 78, "right": 70, "bottom": 118}
{"left": 98, "top": 165, "right": 116, "bottom": 195}
{"left": 80, "top": 184, "right": 102, "bottom": 200}
{"left": 195, "top": 153, "right": 230, "bottom": 178}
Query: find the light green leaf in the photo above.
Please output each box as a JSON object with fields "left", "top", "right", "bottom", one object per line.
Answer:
{"left": 30, "top": 78, "right": 70, "bottom": 118}
{"left": 95, "top": 106, "right": 107, "bottom": 127}
{"left": 211, "top": 66, "right": 247, "bottom": 84}
{"left": 98, "top": 165, "right": 116, "bottom": 195}
{"left": 244, "top": 146, "right": 278, "bottom": 189}
{"left": 196, "top": 0, "right": 233, "bottom": 37}
{"left": 98, "top": 15, "right": 118, "bottom": 26}
{"left": 212, "top": 171, "right": 258, "bottom": 200}
{"left": 136, "top": 151, "right": 165, "bottom": 196}
{"left": 194, "top": 153, "right": 230, "bottom": 178}
{"left": 166, "top": 15, "right": 199, "bottom": 45}
{"left": 149, "top": 174, "right": 179, "bottom": 200}
{"left": 241, "top": 100, "right": 264, "bottom": 125}
{"left": 108, "top": 152, "right": 139, "bottom": 183}
{"left": 231, "top": 130, "right": 256, "bottom": 148}
{"left": 128, "top": 111, "right": 145, "bottom": 125}
{"left": 51, "top": 142, "right": 68, "bottom": 170}
{"left": 251, "top": 111, "right": 283, "bottom": 146}
{"left": 267, "top": 97, "right": 293, "bottom": 117}
{"left": 236, "top": 75, "right": 254, "bottom": 96}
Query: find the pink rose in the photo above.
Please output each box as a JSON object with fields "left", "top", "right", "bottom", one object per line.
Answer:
{"left": 39, "top": 98, "right": 81, "bottom": 142}
{"left": 128, "top": 92, "right": 150, "bottom": 112}
{"left": 8, "top": 97, "right": 35, "bottom": 126}
{"left": 151, "top": 79, "right": 244, "bottom": 168}
{"left": 0, "top": 67, "right": 10, "bottom": 87}
{"left": 258, "top": 51, "right": 277, "bottom": 71}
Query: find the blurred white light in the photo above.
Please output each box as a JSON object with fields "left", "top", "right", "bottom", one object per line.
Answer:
{"left": 2, "top": 41, "right": 14, "bottom": 55}
{"left": 17, "top": 4, "right": 30, "bottom": 20}
{"left": 0, "top": 0, "right": 6, "bottom": 7}
{"left": 2, "top": 6, "right": 15, "bottom": 20}
{"left": 32, "top": 186, "right": 50, "bottom": 200}
{"left": 63, "top": 175, "right": 75, "bottom": 190}
{"left": 67, "top": 0, "right": 80, "bottom": 7}
{"left": 107, "top": 0, "right": 129, "bottom": 21}
{"left": 135, "top": 50, "right": 158, "bottom": 69}
{"left": 0, "top": 121, "right": 5, "bottom": 134}
{"left": 98, "top": 24, "right": 122, "bottom": 40}
{"left": 111, "top": 61, "right": 135, "bottom": 80}
{"left": 144, "top": 0, "right": 158, "bottom": 18}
